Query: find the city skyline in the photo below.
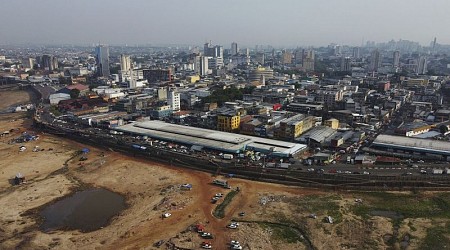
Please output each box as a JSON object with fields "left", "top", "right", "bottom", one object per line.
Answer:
{"left": 0, "top": 0, "right": 449, "bottom": 47}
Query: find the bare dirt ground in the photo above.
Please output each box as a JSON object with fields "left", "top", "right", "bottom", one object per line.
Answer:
{"left": 1, "top": 90, "right": 449, "bottom": 250}
{"left": 0, "top": 89, "right": 34, "bottom": 111}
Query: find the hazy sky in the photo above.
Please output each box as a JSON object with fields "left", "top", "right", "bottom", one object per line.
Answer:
{"left": 1, "top": 0, "right": 449, "bottom": 47}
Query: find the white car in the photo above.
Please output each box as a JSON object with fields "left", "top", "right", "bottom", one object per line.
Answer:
{"left": 231, "top": 244, "right": 242, "bottom": 250}
{"left": 227, "top": 222, "right": 239, "bottom": 229}
{"left": 230, "top": 240, "right": 240, "bottom": 245}
{"left": 215, "top": 193, "right": 224, "bottom": 197}
{"left": 162, "top": 213, "right": 171, "bottom": 218}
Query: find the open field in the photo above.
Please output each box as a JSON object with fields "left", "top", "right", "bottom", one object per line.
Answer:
{"left": 1, "top": 90, "right": 450, "bottom": 250}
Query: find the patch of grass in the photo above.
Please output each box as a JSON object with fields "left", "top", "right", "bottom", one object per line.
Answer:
{"left": 261, "top": 223, "right": 303, "bottom": 243}
{"left": 419, "top": 223, "right": 450, "bottom": 250}
{"left": 213, "top": 190, "right": 238, "bottom": 219}
{"left": 291, "top": 195, "right": 343, "bottom": 223}
{"left": 352, "top": 192, "right": 450, "bottom": 219}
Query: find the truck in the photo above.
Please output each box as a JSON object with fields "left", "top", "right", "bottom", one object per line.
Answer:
{"left": 432, "top": 169, "right": 444, "bottom": 175}
{"left": 346, "top": 156, "right": 351, "bottom": 163}
{"left": 212, "top": 179, "right": 230, "bottom": 188}
{"left": 222, "top": 154, "right": 234, "bottom": 160}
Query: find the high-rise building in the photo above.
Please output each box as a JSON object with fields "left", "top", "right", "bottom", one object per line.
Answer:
{"left": 282, "top": 50, "right": 292, "bottom": 64}
{"left": 95, "top": 45, "right": 110, "bottom": 77}
{"left": 231, "top": 42, "right": 238, "bottom": 56}
{"left": 40, "top": 55, "right": 58, "bottom": 71}
{"left": 369, "top": 49, "right": 381, "bottom": 72}
{"left": 393, "top": 51, "right": 400, "bottom": 68}
{"left": 120, "top": 54, "right": 132, "bottom": 72}
{"left": 352, "top": 47, "right": 360, "bottom": 59}
{"left": 200, "top": 56, "right": 209, "bottom": 76}
{"left": 255, "top": 52, "right": 265, "bottom": 65}
{"left": 340, "top": 57, "right": 351, "bottom": 71}
{"left": 334, "top": 45, "right": 342, "bottom": 56}
{"left": 417, "top": 56, "right": 428, "bottom": 74}
{"left": 167, "top": 89, "right": 180, "bottom": 111}
{"left": 302, "top": 50, "right": 315, "bottom": 71}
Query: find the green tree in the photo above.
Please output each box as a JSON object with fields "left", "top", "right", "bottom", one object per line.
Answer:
{"left": 70, "top": 89, "right": 80, "bottom": 99}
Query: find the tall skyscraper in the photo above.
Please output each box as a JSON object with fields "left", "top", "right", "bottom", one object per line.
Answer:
{"left": 231, "top": 42, "right": 238, "bottom": 56}
{"left": 369, "top": 49, "right": 381, "bottom": 72}
{"left": 120, "top": 54, "right": 132, "bottom": 72}
{"left": 340, "top": 57, "right": 351, "bottom": 71}
{"left": 200, "top": 56, "right": 209, "bottom": 76}
{"left": 393, "top": 51, "right": 400, "bottom": 68}
{"left": 40, "top": 55, "right": 58, "bottom": 71}
{"left": 352, "top": 47, "right": 360, "bottom": 59}
{"left": 95, "top": 45, "right": 110, "bottom": 77}
{"left": 417, "top": 56, "right": 428, "bottom": 74}
{"left": 282, "top": 50, "right": 292, "bottom": 64}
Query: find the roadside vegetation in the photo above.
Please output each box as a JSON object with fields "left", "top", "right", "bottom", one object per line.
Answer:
{"left": 213, "top": 190, "right": 238, "bottom": 219}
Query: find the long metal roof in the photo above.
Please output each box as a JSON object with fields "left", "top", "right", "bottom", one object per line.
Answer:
{"left": 373, "top": 134, "right": 450, "bottom": 155}
{"left": 115, "top": 121, "right": 307, "bottom": 156}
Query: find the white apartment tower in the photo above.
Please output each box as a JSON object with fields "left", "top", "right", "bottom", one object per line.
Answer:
{"left": 167, "top": 89, "right": 180, "bottom": 111}
{"left": 120, "top": 54, "right": 132, "bottom": 72}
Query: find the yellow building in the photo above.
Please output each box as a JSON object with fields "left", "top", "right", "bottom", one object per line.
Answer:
{"left": 275, "top": 114, "right": 314, "bottom": 140}
{"left": 186, "top": 75, "right": 200, "bottom": 83}
{"left": 324, "top": 118, "right": 339, "bottom": 129}
{"left": 217, "top": 114, "right": 241, "bottom": 132}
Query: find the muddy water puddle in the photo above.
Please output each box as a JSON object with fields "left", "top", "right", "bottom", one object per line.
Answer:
{"left": 40, "top": 188, "right": 125, "bottom": 232}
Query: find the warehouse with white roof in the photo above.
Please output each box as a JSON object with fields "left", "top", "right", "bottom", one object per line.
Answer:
{"left": 115, "top": 121, "right": 307, "bottom": 157}
{"left": 372, "top": 134, "right": 450, "bottom": 160}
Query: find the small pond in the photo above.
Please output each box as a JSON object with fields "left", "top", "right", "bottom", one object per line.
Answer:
{"left": 40, "top": 188, "right": 125, "bottom": 232}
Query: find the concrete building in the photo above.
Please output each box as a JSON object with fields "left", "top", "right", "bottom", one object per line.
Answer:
{"left": 40, "top": 55, "right": 58, "bottom": 71}
{"left": 120, "top": 54, "right": 132, "bottom": 72}
{"left": 143, "top": 69, "right": 172, "bottom": 83}
{"left": 249, "top": 67, "right": 273, "bottom": 82}
{"left": 369, "top": 49, "right": 381, "bottom": 72}
{"left": 167, "top": 89, "right": 180, "bottom": 112}
{"left": 352, "top": 47, "right": 360, "bottom": 59}
{"left": 393, "top": 50, "right": 400, "bottom": 68}
{"left": 282, "top": 50, "right": 292, "bottom": 64}
{"left": 275, "top": 114, "right": 314, "bottom": 141}
{"left": 217, "top": 111, "right": 241, "bottom": 132}
{"left": 340, "top": 57, "right": 351, "bottom": 71}
{"left": 157, "top": 87, "right": 168, "bottom": 101}
{"left": 231, "top": 42, "right": 238, "bottom": 56}
{"left": 200, "top": 56, "right": 209, "bottom": 76}
{"left": 417, "top": 56, "right": 428, "bottom": 74}
{"left": 324, "top": 118, "right": 339, "bottom": 129}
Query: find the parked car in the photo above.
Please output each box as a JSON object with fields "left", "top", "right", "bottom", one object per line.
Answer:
{"left": 227, "top": 222, "right": 239, "bottom": 229}
{"left": 238, "top": 212, "right": 245, "bottom": 216}
{"left": 162, "top": 213, "right": 171, "bottom": 218}
{"left": 201, "top": 232, "right": 214, "bottom": 239}
{"left": 201, "top": 241, "right": 212, "bottom": 249}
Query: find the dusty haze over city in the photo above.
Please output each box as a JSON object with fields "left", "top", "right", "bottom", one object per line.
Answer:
{"left": 0, "top": 0, "right": 449, "bottom": 46}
